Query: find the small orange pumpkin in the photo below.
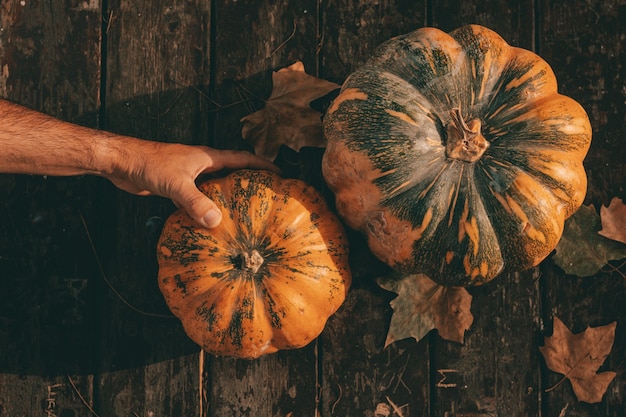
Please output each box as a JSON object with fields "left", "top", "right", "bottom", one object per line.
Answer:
{"left": 157, "top": 169, "right": 351, "bottom": 359}
{"left": 322, "top": 25, "right": 592, "bottom": 286}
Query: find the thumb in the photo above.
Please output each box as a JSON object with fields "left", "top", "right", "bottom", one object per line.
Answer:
{"left": 176, "top": 185, "right": 223, "bottom": 228}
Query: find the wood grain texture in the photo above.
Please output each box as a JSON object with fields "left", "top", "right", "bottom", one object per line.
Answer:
{"left": 321, "top": 287, "right": 431, "bottom": 417}
{"left": 0, "top": 1, "right": 101, "bottom": 415}
{"left": 0, "top": 0, "right": 101, "bottom": 120}
{"left": 0, "top": 374, "right": 93, "bottom": 417}
{"left": 209, "top": 0, "right": 321, "bottom": 152}
{"left": 318, "top": 5, "right": 430, "bottom": 415}
{"left": 320, "top": 0, "right": 427, "bottom": 83}
{"left": 427, "top": 4, "right": 544, "bottom": 416}
{"left": 96, "top": 0, "right": 212, "bottom": 414}
{"left": 538, "top": 1, "right": 626, "bottom": 415}
{"left": 208, "top": 348, "right": 317, "bottom": 417}
{"left": 207, "top": 2, "right": 320, "bottom": 415}
{"left": 431, "top": 271, "right": 542, "bottom": 416}
{"left": 98, "top": 354, "right": 201, "bottom": 416}
{"left": 540, "top": 0, "right": 626, "bottom": 207}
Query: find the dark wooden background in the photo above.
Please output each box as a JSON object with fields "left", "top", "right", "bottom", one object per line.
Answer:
{"left": 1, "top": 0, "right": 625, "bottom": 416}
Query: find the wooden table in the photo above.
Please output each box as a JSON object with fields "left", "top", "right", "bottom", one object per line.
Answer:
{"left": 0, "top": 0, "right": 624, "bottom": 416}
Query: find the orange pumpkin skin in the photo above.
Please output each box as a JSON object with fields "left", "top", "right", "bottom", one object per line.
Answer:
{"left": 157, "top": 170, "right": 351, "bottom": 359}
{"left": 322, "top": 25, "right": 592, "bottom": 286}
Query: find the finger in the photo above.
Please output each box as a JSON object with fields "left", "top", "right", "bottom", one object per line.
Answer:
{"left": 208, "top": 149, "right": 281, "bottom": 173}
{"left": 175, "top": 183, "right": 223, "bottom": 228}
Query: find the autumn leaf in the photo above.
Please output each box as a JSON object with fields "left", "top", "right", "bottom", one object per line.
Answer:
{"left": 539, "top": 316, "right": 616, "bottom": 403}
{"left": 241, "top": 61, "right": 340, "bottom": 161}
{"left": 552, "top": 204, "right": 626, "bottom": 276}
{"left": 377, "top": 273, "right": 474, "bottom": 346}
{"left": 599, "top": 197, "right": 626, "bottom": 245}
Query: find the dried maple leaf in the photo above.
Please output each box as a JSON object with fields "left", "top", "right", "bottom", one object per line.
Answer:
{"left": 377, "top": 273, "right": 473, "bottom": 346}
{"left": 539, "top": 316, "right": 616, "bottom": 404}
{"left": 241, "top": 61, "right": 340, "bottom": 161}
{"left": 553, "top": 204, "right": 626, "bottom": 276}
{"left": 599, "top": 197, "right": 626, "bottom": 245}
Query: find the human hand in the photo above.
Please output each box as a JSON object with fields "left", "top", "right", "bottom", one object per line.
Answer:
{"left": 102, "top": 140, "right": 279, "bottom": 228}
{"left": 0, "top": 99, "right": 277, "bottom": 227}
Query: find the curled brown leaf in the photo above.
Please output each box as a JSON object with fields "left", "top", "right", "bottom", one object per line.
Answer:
{"left": 377, "top": 273, "right": 473, "bottom": 346}
{"left": 241, "top": 61, "right": 340, "bottom": 161}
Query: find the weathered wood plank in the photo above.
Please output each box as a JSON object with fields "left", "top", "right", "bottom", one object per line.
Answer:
{"left": 318, "top": 2, "right": 430, "bottom": 416}
{"left": 320, "top": 0, "right": 427, "bottom": 83}
{"left": 0, "top": 1, "right": 101, "bottom": 415}
{"left": 97, "top": 354, "right": 201, "bottom": 416}
{"left": 97, "top": 0, "right": 212, "bottom": 415}
{"left": 538, "top": 1, "right": 626, "bottom": 415}
{"left": 209, "top": 0, "right": 321, "bottom": 151}
{"left": 321, "top": 287, "right": 431, "bottom": 417}
{"left": 207, "top": 1, "right": 320, "bottom": 415}
{"left": 428, "top": 3, "right": 542, "bottom": 416}
{"left": 0, "top": 374, "right": 93, "bottom": 417}
{"left": 430, "top": 271, "right": 542, "bottom": 416}
{"left": 0, "top": 0, "right": 101, "bottom": 119}
{"left": 540, "top": 0, "right": 626, "bottom": 207}
{"left": 208, "top": 348, "right": 318, "bottom": 417}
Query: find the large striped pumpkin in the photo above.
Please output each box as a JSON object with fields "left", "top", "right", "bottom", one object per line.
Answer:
{"left": 157, "top": 170, "right": 351, "bottom": 358}
{"left": 322, "top": 24, "right": 592, "bottom": 286}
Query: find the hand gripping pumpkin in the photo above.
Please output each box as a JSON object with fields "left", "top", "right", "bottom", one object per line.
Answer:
{"left": 157, "top": 170, "right": 351, "bottom": 359}
{"left": 322, "top": 24, "right": 591, "bottom": 286}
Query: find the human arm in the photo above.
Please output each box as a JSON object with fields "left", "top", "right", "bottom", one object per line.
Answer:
{"left": 0, "top": 99, "right": 278, "bottom": 228}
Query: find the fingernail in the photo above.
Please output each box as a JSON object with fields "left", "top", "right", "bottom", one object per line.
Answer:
{"left": 203, "top": 209, "right": 222, "bottom": 228}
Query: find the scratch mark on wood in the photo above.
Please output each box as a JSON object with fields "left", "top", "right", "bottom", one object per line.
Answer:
{"left": 104, "top": 10, "right": 115, "bottom": 34}
{"left": 199, "top": 349, "right": 205, "bottom": 417}
{"left": 270, "top": 18, "right": 297, "bottom": 57}
{"left": 379, "top": 349, "right": 413, "bottom": 394}
{"left": 385, "top": 395, "right": 408, "bottom": 417}
{"left": 67, "top": 375, "right": 99, "bottom": 417}
{"left": 45, "top": 383, "right": 63, "bottom": 417}
{"left": 331, "top": 383, "right": 342, "bottom": 416}
{"left": 436, "top": 369, "right": 460, "bottom": 388}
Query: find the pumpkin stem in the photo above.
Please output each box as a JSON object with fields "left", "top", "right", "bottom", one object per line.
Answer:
{"left": 239, "top": 249, "right": 265, "bottom": 274}
{"left": 445, "top": 108, "right": 489, "bottom": 163}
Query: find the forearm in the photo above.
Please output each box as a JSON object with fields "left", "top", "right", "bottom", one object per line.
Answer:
{"left": 0, "top": 99, "right": 280, "bottom": 228}
{"left": 0, "top": 99, "right": 122, "bottom": 177}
